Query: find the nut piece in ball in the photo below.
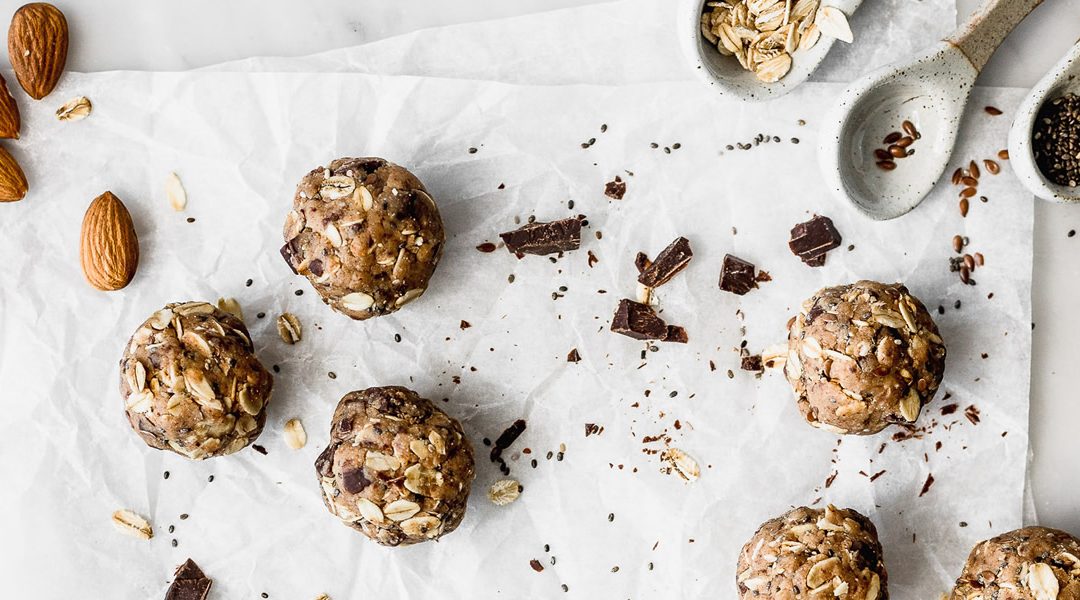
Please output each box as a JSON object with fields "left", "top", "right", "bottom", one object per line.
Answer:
{"left": 784, "top": 280, "right": 946, "bottom": 435}
{"left": 280, "top": 157, "right": 444, "bottom": 320}
{"left": 119, "top": 301, "right": 273, "bottom": 459}
{"left": 314, "top": 386, "right": 475, "bottom": 546}
{"left": 951, "top": 527, "right": 1080, "bottom": 600}
{"left": 737, "top": 505, "right": 888, "bottom": 600}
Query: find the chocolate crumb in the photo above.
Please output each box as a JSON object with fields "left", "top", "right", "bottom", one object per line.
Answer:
{"left": 460, "top": 320, "right": 471, "bottom": 330}
{"left": 530, "top": 559, "right": 544, "bottom": 573}
{"left": 567, "top": 348, "right": 582, "bottom": 363}
{"left": 740, "top": 355, "right": 763, "bottom": 372}
{"left": 663, "top": 325, "right": 689, "bottom": 344}
{"left": 604, "top": 176, "right": 627, "bottom": 200}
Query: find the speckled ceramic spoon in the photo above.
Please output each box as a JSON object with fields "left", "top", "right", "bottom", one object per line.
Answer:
{"left": 678, "top": 0, "right": 864, "bottom": 102}
{"left": 1007, "top": 39, "right": 1080, "bottom": 203}
{"left": 819, "top": 0, "right": 1044, "bottom": 221}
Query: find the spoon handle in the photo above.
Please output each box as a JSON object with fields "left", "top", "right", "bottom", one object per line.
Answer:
{"left": 946, "top": 0, "right": 1044, "bottom": 72}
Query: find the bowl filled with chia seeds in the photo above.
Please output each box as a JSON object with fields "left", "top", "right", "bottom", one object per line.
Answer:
{"left": 1008, "top": 41, "right": 1080, "bottom": 203}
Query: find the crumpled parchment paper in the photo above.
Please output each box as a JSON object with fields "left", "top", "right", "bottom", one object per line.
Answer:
{"left": 0, "top": 1, "right": 1033, "bottom": 599}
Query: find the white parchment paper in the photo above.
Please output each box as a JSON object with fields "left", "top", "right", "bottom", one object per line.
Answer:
{"left": 0, "top": 66, "right": 1030, "bottom": 599}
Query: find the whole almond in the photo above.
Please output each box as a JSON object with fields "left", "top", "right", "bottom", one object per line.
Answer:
{"left": 8, "top": 3, "right": 68, "bottom": 100}
{"left": 0, "top": 144, "right": 27, "bottom": 201}
{"left": 80, "top": 191, "right": 139, "bottom": 291}
{"left": 0, "top": 73, "right": 20, "bottom": 138}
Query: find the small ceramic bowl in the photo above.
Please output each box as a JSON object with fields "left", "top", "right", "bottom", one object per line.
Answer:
{"left": 1008, "top": 39, "right": 1080, "bottom": 203}
{"left": 676, "top": 0, "right": 863, "bottom": 102}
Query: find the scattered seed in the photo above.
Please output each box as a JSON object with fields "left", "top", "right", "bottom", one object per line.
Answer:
{"left": 985, "top": 106, "right": 1003, "bottom": 116}
{"left": 998, "top": 149, "right": 1010, "bottom": 160}
{"left": 952, "top": 235, "right": 963, "bottom": 253}
{"left": 876, "top": 160, "right": 896, "bottom": 171}
{"left": 960, "top": 187, "right": 977, "bottom": 198}
{"left": 969, "top": 161, "right": 980, "bottom": 179}
{"left": 959, "top": 198, "right": 969, "bottom": 217}
{"left": 883, "top": 132, "right": 902, "bottom": 144}
{"left": 951, "top": 168, "right": 963, "bottom": 185}
{"left": 984, "top": 159, "right": 1000, "bottom": 175}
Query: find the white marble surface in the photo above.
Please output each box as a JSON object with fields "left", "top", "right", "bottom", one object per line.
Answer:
{"left": 1, "top": 0, "right": 1073, "bottom": 533}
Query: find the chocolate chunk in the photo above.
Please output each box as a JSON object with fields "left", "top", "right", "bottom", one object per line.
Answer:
{"left": 741, "top": 355, "right": 764, "bottom": 372}
{"left": 718, "top": 254, "right": 757, "bottom": 295}
{"left": 499, "top": 218, "right": 581, "bottom": 256}
{"left": 664, "top": 325, "right": 689, "bottom": 344}
{"left": 638, "top": 237, "right": 692, "bottom": 288}
{"left": 279, "top": 241, "right": 299, "bottom": 274}
{"left": 634, "top": 252, "right": 651, "bottom": 274}
{"left": 314, "top": 445, "right": 335, "bottom": 478}
{"left": 789, "top": 215, "right": 842, "bottom": 265}
{"left": 610, "top": 299, "right": 668, "bottom": 341}
{"left": 164, "top": 559, "right": 212, "bottom": 600}
{"left": 340, "top": 467, "right": 370, "bottom": 494}
{"left": 308, "top": 258, "right": 324, "bottom": 278}
{"left": 604, "top": 176, "right": 627, "bottom": 200}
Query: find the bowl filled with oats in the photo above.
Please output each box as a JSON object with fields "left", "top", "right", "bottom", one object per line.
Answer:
{"left": 678, "top": 0, "right": 860, "bottom": 101}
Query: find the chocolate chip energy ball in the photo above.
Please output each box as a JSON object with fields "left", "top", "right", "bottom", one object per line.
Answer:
{"left": 951, "top": 527, "right": 1080, "bottom": 600}
{"left": 120, "top": 302, "right": 273, "bottom": 460}
{"left": 737, "top": 505, "right": 888, "bottom": 600}
{"left": 784, "top": 280, "right": 946, "bottom": 435}
{"left": 280, "top": 157, "right": 444, "bottom": 320}
{"left": 315, "top": 386, "right": 475, "bottom": 546}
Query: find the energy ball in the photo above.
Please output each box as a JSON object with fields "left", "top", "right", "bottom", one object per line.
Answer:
{"left": 784, "top": 280, "right": 946, "bottom": 435}
{"left": 737, "top": 505, "right": 888, "bottom": 600}
{"left": 951, "top": 527, "right": 1080, "bottom": 600}
{"left": 315, "top": 386, "right": 475, "bottom": 546}
{"left": 119, "top": 301, "right": 273, "bottom": 460}
{"left": 280, "top": 157, "right": 444, "bottom": 320}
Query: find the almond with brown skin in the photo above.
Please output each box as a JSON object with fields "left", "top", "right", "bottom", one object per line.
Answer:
{"left": 0, "top": 73, "right": 20, "bottom": 138}
{"left": 0, "top": 144, "right": 27, "bottom": 201}
{"left": 8, "top": 3, "right": 68, "bottom": 100}
{"left": 80, "top": 192, "right": 139, "bottom": 291}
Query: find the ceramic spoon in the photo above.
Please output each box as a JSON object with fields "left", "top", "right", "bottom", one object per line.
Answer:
{"left": 1008, "top": 39, "right": 1080, "bottom": 203}
{"left": 678, "top": 0, "right": 864, "bottom": 102}
{"left": 819, "top": 0, "right": 1044, "bottom": 221}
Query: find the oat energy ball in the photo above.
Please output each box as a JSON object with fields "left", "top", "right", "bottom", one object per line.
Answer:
{"left": 314, "top": 386, "right": 475, "bottom": 546}
{"left": 120, "top": 301, "right": 273, "bottom": 460}
{"left": 737, "top": 505, "right": 888, "bottom": 600}
{"left": 784, "top": 280, "right": 946, "bottom": 435}
{"left": 951, "top": 527, "right": 1080, "bottom": 600}
{"left": 280, "top": 157, "right": 444, "bottom": 320}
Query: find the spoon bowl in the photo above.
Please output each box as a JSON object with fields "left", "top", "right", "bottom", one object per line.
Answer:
{"left": 1008, "top": 39, "right": 1080, "bottom": 203}
{"left": 820, "top": 0, "right": 1044, "bottom": 220}
{"left": 822, "top": 44, "right": 975, "bottom": 220}
{"left": 677, "top": 0, "right": 863, "bottom": 102}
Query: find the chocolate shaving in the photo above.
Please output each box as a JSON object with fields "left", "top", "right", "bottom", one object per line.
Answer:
{"left": 610, "top": 299, "right": 668, "bottom": 341}
{"left": 604, "top": 175, "right": 627, "bottom": 200}
{"left": 789, "top": 215, "right": 842, "bottom": 266}
{"left": 919, "top": 473, "right": 935, "bottom": 497}
{"left": 490, "top": 419, "right": 527, "bottom": 476}
{"left": 638, "top": 237, "right": 692, "bottom": 288}
{"left": 164, "top": 559, "right": 212, "bottom": 600}
{"left": 718, "top": 254, "right": 758, "bottom": 295}
{"left": 499, "top": 218, "right": 581, "bottom": 256}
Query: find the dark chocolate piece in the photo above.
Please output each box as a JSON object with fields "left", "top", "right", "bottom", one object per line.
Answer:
{"left": 789, "top": 215, "right": 842, "bottom": 264}
{"left": 164, "top": 559, "right": 212, "bottom": 600}
{"left": 279, "top": 241, "right": 299, "bottom": 274}
{"left": 664, "top": 325, "right": 689, "bottom": 344}
{"left": 638, "top": 237, "right": 692, "bottom": 288}
{"left": 610, "top": 299, "right": 668, "bottom": 341}
{"left": 499, "top": 218, "right": 581, "bottom": 256}
{"left": 741, "top": 355, "right": 764, "bottom": 372}
{"left": 490, "top": 419, "right": 527, "bottom": 463}
{"left": 604, "top": 176, "right": 627, "bottom": 200}
{"left": 634, "top": 252, "right": 651, "bottom": 274}
{"left": 718, "top": 254, "right": 757, "bottom": 295}
{"left": 567, "top": 348, "right": 582, "bottom": 362}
